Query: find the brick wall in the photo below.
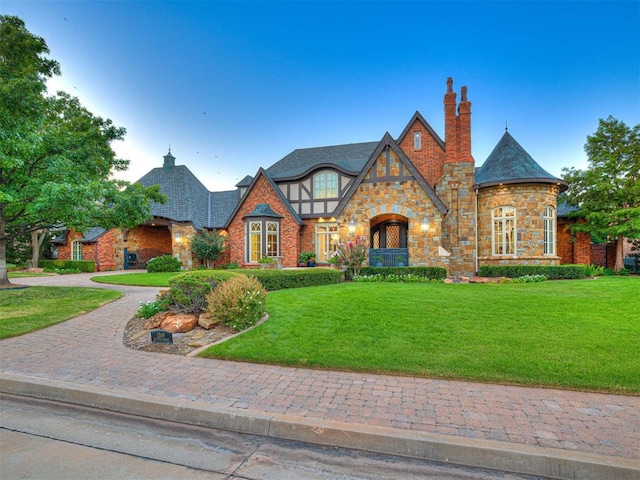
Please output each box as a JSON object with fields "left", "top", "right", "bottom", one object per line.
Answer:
{"left": 116, "top": 225, "right": 173, "bottom": 269}
{"left": 398, "top": 118, "right": 446, "bottom": 186}
{"left": 557, "top": 218, "right": 591, "bottom": 265}
{"left": 227, "top": 174, "right": 303, "bottom": 268}
{"left": 591, "top": 243, "right": 615, "bottom": 268}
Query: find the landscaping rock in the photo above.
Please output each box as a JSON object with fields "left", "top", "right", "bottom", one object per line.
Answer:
{"left": 160, "top": 313, "right": 198, "bottom": 333}
{"left": 143, "top": 311, "right": 170, "bottom": 330}
{"left": 198, "top": 312, "right": 220, "bottom": 330}
{"left": 24, "top": 268, "right": 44, "bottom": 273}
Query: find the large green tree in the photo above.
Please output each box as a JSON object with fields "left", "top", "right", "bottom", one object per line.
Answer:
{"left": 0, "top": 16, "right": 165, "bottom": 285}
{"left": 562, "top": 116, "right": 640, "bottom": 271}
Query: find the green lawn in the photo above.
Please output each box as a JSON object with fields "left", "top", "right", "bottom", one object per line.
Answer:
{"left": 0, "top": 287, "right": 122, "bottom": 339}
{"left": 200, "top": 277, "right": 640, "bottom": 394}
{"left": 91, "top": 272, "right": 178, "bottom": 287}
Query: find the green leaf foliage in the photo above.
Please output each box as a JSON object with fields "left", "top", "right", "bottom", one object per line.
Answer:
{"left": 562, "top": 116, "right": 640, "bottom": 241}
{"left": 478, "top": 264, "right": 587, "bottom": 279}
{"left": 189, "top": 229, "right": 226, "bottom": 269}
{"left": 0, "top": 16, "right": 166, "bottom": 285}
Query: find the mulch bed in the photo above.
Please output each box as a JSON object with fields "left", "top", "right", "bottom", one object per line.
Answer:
{"left": 122, "top": 316, "right": 236, "bottom": 356}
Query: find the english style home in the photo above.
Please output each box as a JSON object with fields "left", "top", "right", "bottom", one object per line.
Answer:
{"left": 55, "top": 78, "right": 591, "bottom": 276}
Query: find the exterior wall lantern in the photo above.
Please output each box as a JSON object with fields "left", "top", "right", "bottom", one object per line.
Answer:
{"left": 420, "top": 215, "right": 430, "bottom": 233}
{"left": 348, "top": 219, "right": 356, "bottom": 235}
{"left": 174, "top": 232, "right": 184, "bottom": 244}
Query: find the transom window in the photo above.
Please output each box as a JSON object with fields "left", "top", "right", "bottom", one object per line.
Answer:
{"left": 492, "top": 207, "right": 516, "bottom": 256}
{"left": 72, "top": 240, "right": 83, "bottom": 261}
{"left": 313, "top": 171, "right": 338, "bottom": 199}
{"left": 543, "top": 206, "right": 556, "bottom": 255}
{"left": 315, "top": 223, "right": 339, "bottom": 262}
{"left": 247, "top": 220, "right": 280, "bottom": 262}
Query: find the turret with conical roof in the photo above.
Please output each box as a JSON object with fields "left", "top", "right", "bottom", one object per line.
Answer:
{"left": 475, "top": 131, "right": 567, "bottom": 191}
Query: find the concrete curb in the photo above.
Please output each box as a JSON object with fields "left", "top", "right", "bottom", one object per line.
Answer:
{"left": 1, "top": 373, "right": 638, "bottom": 480}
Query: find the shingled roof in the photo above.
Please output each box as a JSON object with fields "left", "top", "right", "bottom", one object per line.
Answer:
{"left": 475, "top": 131, "right": 567, "bottom": 191}
{"left": 265, "top": 141, "right": 379, "bottom": 180}
{"left": 137, "top": 156, "right": 239, "bottom": 229}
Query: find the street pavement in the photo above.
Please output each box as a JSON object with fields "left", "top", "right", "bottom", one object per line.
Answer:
{"left": 1, "top": 271, "right": 638, "bottom": 479}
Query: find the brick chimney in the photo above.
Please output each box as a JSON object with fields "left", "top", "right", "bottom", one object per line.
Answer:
{"left": 443, "top": 78, "right": 472, "bottom": 163}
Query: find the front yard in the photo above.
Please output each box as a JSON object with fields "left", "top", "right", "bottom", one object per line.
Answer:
{"left": 199, "top": 277, "right": 640, "bottom": 394}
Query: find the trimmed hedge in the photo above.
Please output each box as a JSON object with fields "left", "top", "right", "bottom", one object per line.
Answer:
{"left": 355, "top": 266, "right": 447, "bottom": 281}
{"left": 242, "top": 268, "right": 343, "bottom": 291}
{"left": 478, "top": 264, "right": 587, "bottom": 280}
{"left": 39, "top": 260, "right": 96, "bottom": 273}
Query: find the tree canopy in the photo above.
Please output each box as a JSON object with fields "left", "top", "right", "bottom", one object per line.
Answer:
{"left": 562, "top": 116, "right": 640, "bottom": 271}
{"left": 190, "top": 229, "right": 226, "bottom": 269}
{"left": 0, "top": 15, "right": 165, "bottom": 284}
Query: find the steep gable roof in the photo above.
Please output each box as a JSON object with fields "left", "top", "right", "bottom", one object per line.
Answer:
{"left": 137, "top": 165, "right": 211, "bottom": 229}
{"left": 266, "top": 141, "right": 379, "bottom": 180}
{"left": 224, "top": 168, "right": 304, "bottom": 228}
{"left": 396, "top": 110, "right": 445, "bottom": 149}
{"left": 475, "top": 131, "right": 568, "bottom": 191}
{"left": 209, "top": 190, "right": 239, "bottom": 228}
{"left": 334, "top": 132, "right": 448, "bottom": 216}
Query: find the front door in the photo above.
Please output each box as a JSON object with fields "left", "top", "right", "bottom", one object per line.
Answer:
{"left": 371, "top": 221, "right": 407, "bottom": 249}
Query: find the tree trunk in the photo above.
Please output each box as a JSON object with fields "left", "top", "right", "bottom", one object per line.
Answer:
{"left": 0, "top": 233, "right": 10, "bottom": 286}
{"left": 27, "top": 229, "right": 47, "bottom": 269}
{"left": 614, "top": 234, "right": 625, "bottom": 272}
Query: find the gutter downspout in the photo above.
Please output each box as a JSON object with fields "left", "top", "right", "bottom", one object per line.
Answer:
{"left": 474, "top": 186, "right": 479, "bottom": 276}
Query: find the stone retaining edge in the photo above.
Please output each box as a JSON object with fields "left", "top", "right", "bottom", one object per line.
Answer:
{"left": 1, "top": 373, "right": 638, "bottom": 480}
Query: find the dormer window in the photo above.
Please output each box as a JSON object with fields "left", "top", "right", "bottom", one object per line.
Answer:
{"left": 414, "top": 131, "right": 422, "bottom": 150}
{"left": 313, "top": 171, "right": 338, "bottom": 199}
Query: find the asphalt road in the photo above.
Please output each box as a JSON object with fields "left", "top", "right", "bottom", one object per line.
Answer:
{"left": 0, "top": 394, "right": 543, "bottom": 480}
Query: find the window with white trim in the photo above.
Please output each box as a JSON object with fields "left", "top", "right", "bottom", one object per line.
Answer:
{"left": 543, "top": 206, "right": 556, "bottom": 255}
{"left": 247, "top": 220, "right": 280, "bottom": 262}
{"left": 313, "top": 171, "right": 338, "bottom": 199}
{"left": 315, "top": 223, "right": 339, "bottom": 262}
{"left": 72, "top": 240, "right": 83, "bottom": 261}
{"left": 492, "top": 207, "right": 516, "bottom": 255}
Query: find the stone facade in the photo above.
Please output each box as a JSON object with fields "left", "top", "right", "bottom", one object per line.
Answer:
{"left": 477, "top": 183, "right": 562, "bottom": 267}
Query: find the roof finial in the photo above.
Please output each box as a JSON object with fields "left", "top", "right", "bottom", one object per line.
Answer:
{"left": 505, "top": 120, "right": 509, "bottom": 132}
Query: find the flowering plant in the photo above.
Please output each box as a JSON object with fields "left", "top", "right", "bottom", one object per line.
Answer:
{"left": 328, "top": 251, "right": 344, "bottom": 264}
{"left": 336, "top": 236, "right": 368, "bottom": 278}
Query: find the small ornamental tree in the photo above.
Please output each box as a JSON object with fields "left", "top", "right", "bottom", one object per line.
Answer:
{"left": 190, "top": 229, "right": 226, "bottom": 269}
{"left": 336, "top": 236, "right": 369, "bottom": 278}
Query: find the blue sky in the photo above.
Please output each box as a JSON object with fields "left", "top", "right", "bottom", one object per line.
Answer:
{"left": 4, "top": 1, "right": 639, "bottom": 191}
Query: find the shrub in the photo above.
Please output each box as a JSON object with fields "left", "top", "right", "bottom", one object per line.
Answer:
{"left": 135, "top": 298, "right": 169, "bottom": 318}
{"left": 353, "top": 273, "right": 442, "bottom": 283}
{"left": 478, "top": 265, "right": 587, "bottom": 280}
{"left": 207, "top": 275, "right": 267, "bottom": 331}
{"left": 39, "top": 260, "right": 96, "bottom": 273}
{"left": 355, "top": 266, "right": 447, "bottom": 281}
{"left": 242, "top": 268, "right": 342, "bottom": 290}
{"left": 166, "top": 270, "right": 240, "bottom": 313}
{"left": 512, "top": 274, "right": 547, "bottom": 283}
{"left": 336, "top": 237, "right": 368, "bottom": 277}
{"left": 146, "top": 255, "right": 182, "bottom": 273}
{"left": 584, "top": 264, "right": 606, "bottom": 277}
{"left": 190, "top": 229, "right": 225, "bottom": 269}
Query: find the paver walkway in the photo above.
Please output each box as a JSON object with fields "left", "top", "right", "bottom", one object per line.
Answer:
{"left": 1, "top": 272, "right": 638, "bottom": 461}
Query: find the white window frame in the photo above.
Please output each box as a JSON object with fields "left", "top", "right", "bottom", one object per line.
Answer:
{"left": 543, "top": 206, "right": 556, "bottom": 255}
{"left": 315, "top": 223, "right": 339, "bottom": 262}
{"left": 492, "top": 207, "right": 516, "bottom": 256}
{"left": 72, "top": 240, "right": 83, "bottom": 261}
{"left": 313, "top": 171, "right": 339, "bottom": 199}
{"left": 246, "top": 219, "right": 280, "bottom": 262}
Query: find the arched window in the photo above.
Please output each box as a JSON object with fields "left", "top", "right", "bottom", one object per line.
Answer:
{"left": 543, "top": 206, "right": 556, "bottom": 255}
{"left": 492, "top": 207, "right": 516, "bottom": 256}
{"left": 313, "top": 171, "right": 338, "bottom": 199}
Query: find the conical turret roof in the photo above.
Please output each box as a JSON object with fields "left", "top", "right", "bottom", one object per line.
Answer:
{"left": 475, "top": 131, "right": 567, "bottom": 191}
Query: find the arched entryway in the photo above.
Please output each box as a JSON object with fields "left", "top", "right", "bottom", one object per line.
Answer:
{"left": 369, "top": 214, "right": 409, "bottom": 266}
